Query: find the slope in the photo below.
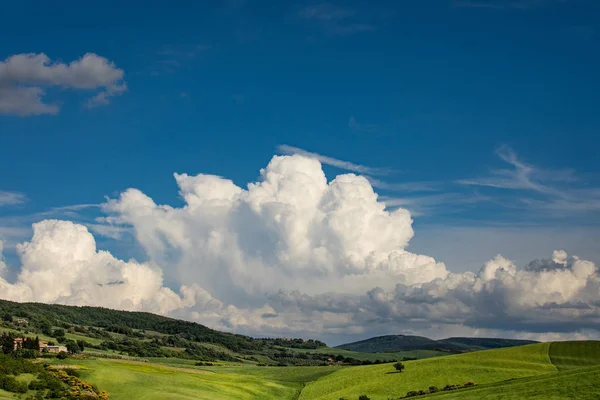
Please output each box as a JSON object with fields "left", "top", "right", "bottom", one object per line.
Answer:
{"left": 548, "top": 340, "right": 600, "bottom": 371}
{"left": 300, "top": 343, "right": 556, "bottom": 400}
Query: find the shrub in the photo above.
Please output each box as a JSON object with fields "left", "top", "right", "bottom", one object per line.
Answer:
{"left": 57, "top": 351, "right": 69, "bottom": 359}
{"left": 359, "top": 395, "right": 371, "bottom": 400}
{"left": 429, "top": 386, "right": 439, "bottom": 393}
{"left": 53, "top": 328, "right": 65, "bottom": 338}
{"left": 0, "top": 375, "right": 28, "bottom": 393}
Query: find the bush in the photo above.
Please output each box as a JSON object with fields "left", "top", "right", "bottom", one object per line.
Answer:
{"left": 359, "top": 395, "right": 371, "bottom": 400}
{"left": 0, "top": 375, "right": 28, "bottom": 393}
{"left": 52, "top": 328, "right": 65, "bottom": 338}
{"left": 57, "top": 351, "right": 68, "bottom": 359}
{"left": 429, "top": 386, "right": 439, "bottom": 393}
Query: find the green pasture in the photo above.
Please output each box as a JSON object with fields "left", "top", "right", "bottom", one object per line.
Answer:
{"left": 291, "top": 346, "right": 446, "bottom": 361}
{"left": 44, "top": 357, "right": 340, "bottom": 400}
{"left": 299, "top": 343, "right": 558, "bottom": 400}
{"left": 549, "top": 340, "right": 600, "bottom": 371}
{"left": 425, "top": 365, "right": 600, "bottom": 400}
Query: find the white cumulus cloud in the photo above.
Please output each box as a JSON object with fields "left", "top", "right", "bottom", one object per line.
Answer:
{"left": 0, "top": 154, "right": 598, "bottom": 342}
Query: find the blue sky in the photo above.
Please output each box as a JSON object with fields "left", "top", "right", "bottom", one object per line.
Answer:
{"left": 1, "top": 0, "right": 599, "bottom": 257}
{"left": 0, "top": 0, "right": 599, "bottom": 340}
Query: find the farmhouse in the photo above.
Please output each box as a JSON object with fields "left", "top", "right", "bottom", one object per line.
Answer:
{"left": 42, "top": 345, "right": 68, "bottom": 354}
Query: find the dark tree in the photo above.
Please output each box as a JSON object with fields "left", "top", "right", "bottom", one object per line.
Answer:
{"left": 57, "top": 351, "right": 69, "bottom": 359}
{"left": 77, "top": 340, "right": 86, "bottom": 351}
{"left": 53, "top": 328, "right": 65, "bottom": 338}
{"left": 393, "top": 362, "right": 405, "bottom": 372}
{"left": 66, "top": 341, "right": 80, "bottom": 354}
{"left": 0, "top": 332, "right": 15, "bottom": 354}
{"left": 2, "top": 313, "right": 12, "bottom": 322}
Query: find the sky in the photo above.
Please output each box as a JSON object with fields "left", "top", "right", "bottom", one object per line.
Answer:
{"left": 0, "top": 0, "right": 599, "bottom": 345}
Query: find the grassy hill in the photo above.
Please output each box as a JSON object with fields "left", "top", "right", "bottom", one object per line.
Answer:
{"left": 1, "top": 299, "right": 598, "bottom": 399}
{"left": 299, "top": 341, "right": 600, "bottom": 400}
{"left": 336, "top": 334, "right": 537, "bottom": 353}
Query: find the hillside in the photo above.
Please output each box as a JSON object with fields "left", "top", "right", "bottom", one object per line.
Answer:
{"left": 336, "top": 334, "right": 537, "bottom": 353}
{"left": 300, "top": 341, "right": 600, "bottom": 400}
{"left": 0, "top": 299, "right": 430, "bottom": 366}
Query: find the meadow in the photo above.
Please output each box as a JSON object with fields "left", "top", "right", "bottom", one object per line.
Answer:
{"left": 298, "top": 341, "right": 600, "bottom": 400}
{"left": 0, "top": 341, "right": 594, "bottom": 399}
{"left": 290, "top": 347, "right": 447, "bottom": 361}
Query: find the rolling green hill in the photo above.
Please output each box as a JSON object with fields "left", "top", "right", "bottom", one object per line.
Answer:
{"left": 299, "top": 341, "right": 600, "bottom": 400}
{"left": 549, "top": 340, "right": 600, "bottom": 370}
{"left": 1, "top": 299, "right": 598, "bottom": 400}
{"left": 336, "top": 334, "right": 537, "bottom": 353}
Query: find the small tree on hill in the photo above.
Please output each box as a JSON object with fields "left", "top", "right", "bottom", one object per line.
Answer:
{"left": 393, "top": 362, "right": 405, "bottom": 372}
{"left": 57, "top": 351, "right": 68, "bottom": 359}
{"left": 358, "top": 395, "right": 371, "bottom": 400}
{"left": 66, "top": 341, "right": 80, "bottom": 354}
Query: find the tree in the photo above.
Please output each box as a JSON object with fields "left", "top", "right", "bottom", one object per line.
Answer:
{"left": 358, "top": 395, "right": 371, "bottom": 400}
{"left": 57, "top": 351, "right": 68, "bottom": 359}
{"left": 53, "top": 329, "right": 65, "bottom": 338}
{"left": 0, "top": 332, "right": 15, "bottom": 354}
{"left": 77, "top": 340, "right": 86, "bottom": 351}
{"left": 66, "top": 341, "right": 80, "bottom": 354}
{"left": 39, "top": 320, "right": 52, "bottom": 336}
{"left": 393, "top": 362, "right": 405, "bottom": 372}
{"left": 2, "top": 313, "right": 12, "bottom": 322}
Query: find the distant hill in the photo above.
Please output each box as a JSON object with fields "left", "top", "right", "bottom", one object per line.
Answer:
{"left": 336, "top": 334, "right": 538, "bottom": 353}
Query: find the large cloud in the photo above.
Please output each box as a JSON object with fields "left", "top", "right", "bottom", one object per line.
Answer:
{"left": 0, "top": 154, "right": 598, "bottom": 341}
{"left": 0, "top": 53, "right": 126, "bottom": 116}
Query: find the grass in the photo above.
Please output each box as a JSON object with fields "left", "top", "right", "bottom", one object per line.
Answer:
{"left": 424, "top": 365, "right": 600, "bottom": 399}
{"left": 44, "top": 357, "right": 341, "bottom": 400}
{"left": 291, "top": 347, "right": 447, "bottom": 361}
{"left": 0, "top": 389, "right": 16, "bottom": 399}
{"left": 64, "top": 331, "right": 104, "bottom": 346}
{"left": 548, "top": 340, "right": 600, "bottom": 371}
{"left": 299, "top": 343, "right": 557, "bottom": 400}
{"left": 0, "top": 326, "right": 54, "bottom": 342}
{"left": 15, "top": 340, "right": 598, "bottom": 400}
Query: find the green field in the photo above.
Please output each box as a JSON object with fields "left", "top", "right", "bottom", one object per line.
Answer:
{"left": 5, "top": 341, "right": 596, "bottom": 400}
{"left": 298, "top": 341, "right": 600, "bottom": 400}
{"left": 291, "top": 346, "right": 447, "bottom": 361}
{"left": 44, "top": 357, "right": 342, "bottom": 400}
{"left": 423, "top": 366, "right": 600, "bottom": 400}
{"left": 549, "top": 341, "right": 600, "bottom": 371}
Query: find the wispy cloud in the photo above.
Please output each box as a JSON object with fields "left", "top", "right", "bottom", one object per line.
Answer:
{"left": 382, "top": 193, "right": 491, "bottom": 216}
{"left": 277, "top": 145, "right": 395, "bottom": 175}
{"left": 348, "top": 116, "right": 380, "bottom": 134}
{"left": 365, "top": 177, "right": 440, "bottom": 192}
{"left": 458, "top": 146, "right": 600, "bottom": 217}
{"left": 457, "top": 146, "right": 567, "bottom": 196}
{"left": 299, "top": 4, "right": 376, "bottom": 35}
{"left": 0, "top": 191, "right": 27, "bottom": 207}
